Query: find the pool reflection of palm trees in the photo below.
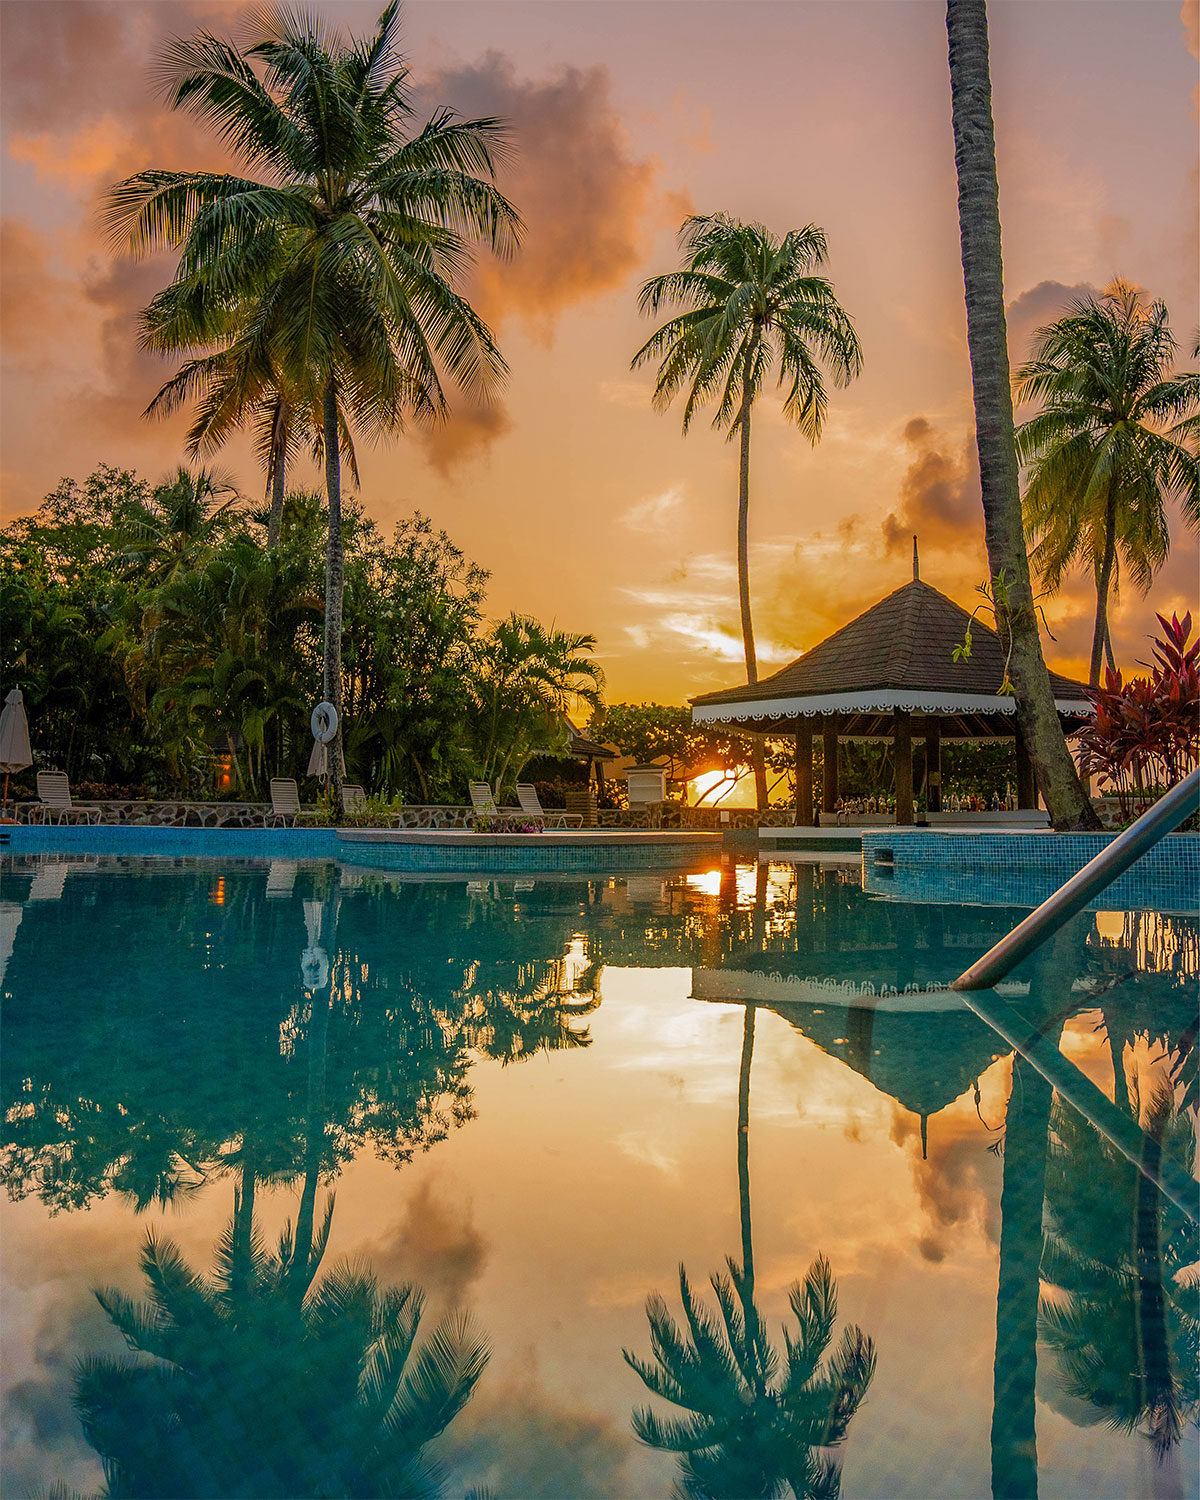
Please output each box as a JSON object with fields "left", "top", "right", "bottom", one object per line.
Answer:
{"left": 1040, "top": 1085, "right": 1198, "bottom": 1467}
{"left": 74, "top": 1194, "right": 487, "bottom": 1499}
{"left": 624, "top": 863, "right": 877, "bottom": 1499}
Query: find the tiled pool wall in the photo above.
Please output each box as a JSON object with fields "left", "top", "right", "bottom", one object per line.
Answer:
{"left": 861, "top": 830, "right": 1200, "bottom": 913}
{"left": 0, "top": 825, "right": 718, "bottom": 873}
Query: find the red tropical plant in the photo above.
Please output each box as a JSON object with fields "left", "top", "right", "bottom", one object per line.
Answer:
{"left": 1075, "top": 612, "right": 1199, "bottom": 818}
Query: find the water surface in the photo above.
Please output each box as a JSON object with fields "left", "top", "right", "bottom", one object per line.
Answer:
{"left": 2, "top": 855, "right": 1196, "bottom": 1499}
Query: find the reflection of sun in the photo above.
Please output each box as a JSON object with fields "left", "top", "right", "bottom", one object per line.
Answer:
{"left": 685, "top": 869, "right": 724, "bottom": 896}
{"left": 688, "top": 768, "right": 755, "bottom": 808}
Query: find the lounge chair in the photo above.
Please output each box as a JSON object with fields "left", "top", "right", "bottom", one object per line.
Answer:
{"left": 267, "top": 778, "right": 321, "bottom": 828}
{"left": 344, "top": 784, "right": 366, "bottom": 811}
{"left": 32, "top": 772, "right": 101, "bottom": 825}
{"left": 516, "top": 783, "right": 582, "bottom": 828}
{"left": 469, "top": 782, "right": 501, "bottom": 818}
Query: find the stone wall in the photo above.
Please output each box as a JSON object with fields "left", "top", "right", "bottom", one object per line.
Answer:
{"left": 17, "top": 798, "right": 805, "bottom": 831}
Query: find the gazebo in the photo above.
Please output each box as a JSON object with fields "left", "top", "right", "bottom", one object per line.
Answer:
{"left": 690, "top": 546, "right": 1092, "bottom": 824}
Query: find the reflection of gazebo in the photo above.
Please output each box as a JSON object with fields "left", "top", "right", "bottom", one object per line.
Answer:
{"left": 692, "top": 959, "right": 1008, "bottom": 1156}
{"left": 690, "top": 548, "right": 1092, "bottom": 823}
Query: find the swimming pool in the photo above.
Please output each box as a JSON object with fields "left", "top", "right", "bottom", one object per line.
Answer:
{"left": 1, "top": 853, "right": 1196, "bottom": 1499}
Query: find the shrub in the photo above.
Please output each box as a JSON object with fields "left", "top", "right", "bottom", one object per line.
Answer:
{"left": 1075, "top": 612, "right": 1199, "bottom": 819}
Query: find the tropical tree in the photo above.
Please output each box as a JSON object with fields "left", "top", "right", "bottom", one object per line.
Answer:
{"left": 944, "top": 0, "right": 1098, "bottom": 828}
{"left": 1015, "top": 282, "right": 1199, "bottom": 683}
{"left": 116, "top": 466, "right": 243, "bottom": 587}
{"left": 633, "top": 213, "right": 862, "bottom": 808}
{"left": 106, "top": 0, "right": 522, "bottom": 813}
{"left": 468, "top": 615, "right": 605, "bottom": 796}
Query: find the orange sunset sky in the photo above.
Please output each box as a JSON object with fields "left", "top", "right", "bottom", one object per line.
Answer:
{"left": 1, "top": 0, "right": 1197, "bottom": 700}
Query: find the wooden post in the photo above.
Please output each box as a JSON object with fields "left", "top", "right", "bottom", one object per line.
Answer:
{"left": 925, "top": 722, "right": 942, "bottom": 813}
{"left": 794, "top": 722, "right": 814, "bottom": 826}
{"left": 894, "top": 709, "right": 914, "bottom": 824}
{"left": 822, "top": 715, "right": 839, "bottom": 816}
{"left": 1015, "top": 726, "right": 1036, "bottom": 810}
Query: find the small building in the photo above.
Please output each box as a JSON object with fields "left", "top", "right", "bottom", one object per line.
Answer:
{"left": 690, "top": 549, "right": 1092, "bottom": 824}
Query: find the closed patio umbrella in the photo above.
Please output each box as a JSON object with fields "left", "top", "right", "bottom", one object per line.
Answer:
{"left": 306, "top": 738, "right": 328, "bottom": 780}
{"left": 0, "top": 688, "right": 32, "bottom": 809}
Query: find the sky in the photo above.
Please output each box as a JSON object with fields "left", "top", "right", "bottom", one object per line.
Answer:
{"left": 1, "top": 0, "right": 1197, "bottom": 701}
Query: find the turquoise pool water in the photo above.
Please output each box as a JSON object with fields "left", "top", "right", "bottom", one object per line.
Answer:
{"left": 1, "top": 854, "right": 1196, "bottom": 1500}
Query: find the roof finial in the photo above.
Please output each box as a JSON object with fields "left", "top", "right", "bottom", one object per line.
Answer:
{"left": 912, "top": 535, "right": 920, "bottom": 582}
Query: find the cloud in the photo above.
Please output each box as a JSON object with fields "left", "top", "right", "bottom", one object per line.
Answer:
{"left": 1183, "top": 0, "right": 1199, "bottom": 111}
{"left": 364, "top": 1179, "right": 488, "bottom": 1310}
{"left": 420, "top": 53, "right": 665, "bottom": 343}
{"left": 621, "top": 485, "right": 686, "bottom": 533}
{"left": 1005, "top": 280, "right": 1097, "bottom": 368}
{"left": 881, "top": 416, "right": 982, "bottom": 558}
{"left": 0, "top": 219, "right": 76, "bottom": 358}
{"left": 414, "top": 400, "right": 514, "bottom": 477}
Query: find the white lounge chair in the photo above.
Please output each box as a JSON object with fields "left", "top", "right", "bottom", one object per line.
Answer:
{"left": 267, "top": 778, "right": 320, "bottom": 827}
{"left": 469, "top": 782, "right": 501, "bottom": 817}
{"left": 32, "top": 772, "right": 100, "bottom": 825}
{"left": 344, "top": 783, "right": 366, "bottom": 812}
{"left": 515, "top": 783, "right": 582, "bottom": 828}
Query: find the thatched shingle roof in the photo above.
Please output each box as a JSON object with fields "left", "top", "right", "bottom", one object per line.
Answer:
{"left": 691, "top": 578, "right": 1089, "bottom": 718}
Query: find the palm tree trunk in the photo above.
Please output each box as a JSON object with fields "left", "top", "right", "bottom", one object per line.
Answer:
{"left": 322, "top": 375, "right": 346, "bottom": 818}
{"left": 1089, "top": 492, "right": 1119, "bottom": 685}
{"left": 737, "top": 1003, "right": 759, "bottom": 1350}
{"left": 266, "top": 399, "right": 288, "bottom": 550}
{"left": 736, "top": 353, "right": 769, "bottom": 810}
{"left": 992, "top": 1041, "right": 1057, "bottom": 1500}
{"left": 945, "top": 0, "right": 1098, "bottom": 830}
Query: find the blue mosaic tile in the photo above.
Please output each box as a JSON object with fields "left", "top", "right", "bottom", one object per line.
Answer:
{"left": 0, "top": 825, "right": 718, "bottom": 874}
{"left": 860, "top": 831, "right": 1200, "bottom": 913}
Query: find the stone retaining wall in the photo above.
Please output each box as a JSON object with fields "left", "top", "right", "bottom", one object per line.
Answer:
{"left": 16, "top": 798, "right": 805, "bottom": 831}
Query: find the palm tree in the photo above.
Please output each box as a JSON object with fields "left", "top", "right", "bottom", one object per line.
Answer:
{"left": 624, "top": 1254, "right": 875, "bottom": 1499}
{"left": 468, "top": 614, "right": 604, "bottom": 796}
{"left": 1015, "top": 282, "right": 1199, "bottom": 684}
{"left": 944, "top": 0, "right": 1098, "bottom": 828}
{"left": 74, "top": 1203, "right": 489, "bottom": 1498}
{"left": 117, "top": 466, "right": 242, "bottom": 586}
{"left": 633, "top": 214, "right": 862, "bottom": 809}
{"left": 106, "top": 1, "right": 522, "bottom": 814}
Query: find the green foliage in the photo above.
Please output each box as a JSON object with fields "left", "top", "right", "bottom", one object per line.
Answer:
{"left": 624, "top": 1253, "right": 876, "bottom": 1499}
{"left": 3, "top": 467, "right": 600, "bottom": 800}
{"left": 1015, "top": 281, "right": 1199, "bottom": 679}
{"left": 594, "top": 702, "right": 756, "bottom": 797}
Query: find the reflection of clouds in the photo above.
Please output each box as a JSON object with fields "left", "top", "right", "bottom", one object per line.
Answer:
{"left": 889, "top": 1064, "right": 1008, "bottom": 1264}
{"left": 434, "top": 1361, "right": 636, "bottom": 1499}
{"left": 364, "top": 1178, "right": 488, "bottom": 1311}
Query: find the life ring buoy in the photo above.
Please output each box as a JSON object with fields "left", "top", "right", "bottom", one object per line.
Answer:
{"left": 311, "top": 701, "right": 339, "bottom": 744}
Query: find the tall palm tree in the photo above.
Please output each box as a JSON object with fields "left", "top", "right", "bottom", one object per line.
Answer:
{"left": 1016, "top": 282, "right": 1199, "bottom": 684}
{"left": 633, "top": 214, "right": 862, "bottom": 809}
{"left": 944, "top": 0, "right": 1098, "bottom": 828}
{"left": 106, "top": 1, "right": 522, "bottom": 813}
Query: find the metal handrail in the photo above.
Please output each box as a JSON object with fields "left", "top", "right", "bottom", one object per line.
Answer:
{"left": 957, "top": 989, "right": 1199, "bottom": 1223}
{"left": 952, "top": 768, "right": 1200, "bottom": 992}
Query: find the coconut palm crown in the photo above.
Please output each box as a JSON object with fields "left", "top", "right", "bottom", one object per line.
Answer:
{"left": 1015, "top": 281, "right": 1199, "bottom": 684}
{"left": 105, "top": 1, "right": 523, "bottom": 809}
